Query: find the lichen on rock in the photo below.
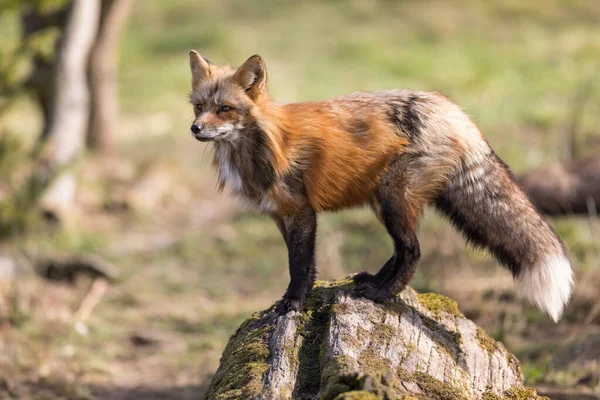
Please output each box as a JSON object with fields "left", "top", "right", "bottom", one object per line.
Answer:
{"left": 202, "top": 279, "right": 545, "bottom": 400}
{"left": 416, "top": 292, "right": 462, "bottom": 318}
{"left": 202, "top": 312, "right": 273, "bottom": 400}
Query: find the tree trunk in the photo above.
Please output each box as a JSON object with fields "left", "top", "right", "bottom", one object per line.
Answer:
{"left": 38, "top": 0, "right": 100, "bottom": 221}
{"left": 87, "top": 0, "right": 134, "bottom": 152}
{"left": 20, "top": 4, "right": 71, "bottom": 142}
{"left": 43, "top": 0, "right": 101, "bottom": 166}
{"left": 204, "top": 279, "right": 546, "bottom": 400}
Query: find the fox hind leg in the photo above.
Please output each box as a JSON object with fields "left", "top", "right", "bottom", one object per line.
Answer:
{"left": 354, "top": 157, "right": 423, "bottom": 301}
{"left": 352, "top": 257, "right": 394, "bottom": 285}
{"left": 352, "top": 197, "right": 393, "bottom": 285}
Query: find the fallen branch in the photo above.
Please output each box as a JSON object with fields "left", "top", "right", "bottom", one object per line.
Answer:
{"left": 74, "top": 277, "right": 108, "bottom": 334}
{"left": 35, "top": 253, "right": 117, "bottom": 284}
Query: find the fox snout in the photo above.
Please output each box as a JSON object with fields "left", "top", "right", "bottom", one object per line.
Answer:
{"left": 190, "top": 122, "right": 224, "bottom": 142}
{"left": 190, "top": 117, "right": 239, "bottom": 142}
{"left": 190, "top": 123, "right": 212, "bottom": 142}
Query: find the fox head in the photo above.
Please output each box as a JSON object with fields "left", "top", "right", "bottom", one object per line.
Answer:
{"left": 188, "top": 51, "right": 268, "bottom": 142}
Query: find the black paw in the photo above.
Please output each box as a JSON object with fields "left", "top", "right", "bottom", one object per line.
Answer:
{"left": 352, "top": 271, "right": 375, "bottom": 285}
{"left": 275, "top": 298, "right": 304, "bottom": 315}
{"left": 353, "top": 282, "right": 391, "bottom": 302}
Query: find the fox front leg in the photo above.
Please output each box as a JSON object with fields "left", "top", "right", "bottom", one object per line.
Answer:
{"left": 273, "top": 207, "right": 317, "bottom": 315}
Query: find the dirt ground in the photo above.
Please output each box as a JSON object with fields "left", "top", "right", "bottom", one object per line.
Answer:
{"left": 1, "top": 141, "right": 599, "bottom": 399}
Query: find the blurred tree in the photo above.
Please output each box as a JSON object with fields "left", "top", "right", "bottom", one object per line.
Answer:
{"left": 42, "top": 0, "right": 100, "bottom": 167}
{"left": 88, "top": 0, "right": 134, "bottom": 152}
{"left": 33, "top": 0, "right": 100, "bottom": 222}
{"left": 0, "top": 1, "right": 63, "bottom": 120}
{"left": 0, "top": 0, "right": 134, "bottom": 230}
{"left": 0, "top": 0, "right": 133, "bottom": 153}
{"left": 20, "top": 0, "right": 71, "bottom": 141}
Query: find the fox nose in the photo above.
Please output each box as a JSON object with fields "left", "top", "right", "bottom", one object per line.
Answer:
{"left": 191, "top": 124, "right": 202, "bottom": 134}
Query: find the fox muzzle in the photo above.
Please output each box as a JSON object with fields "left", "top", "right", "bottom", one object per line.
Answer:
{"left": 190, "top": 124, "right": 215, "bottom": 142}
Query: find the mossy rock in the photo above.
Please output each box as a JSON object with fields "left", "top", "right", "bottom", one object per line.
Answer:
{"left": 203, "top": 279, "right": 546, "bottom": 400}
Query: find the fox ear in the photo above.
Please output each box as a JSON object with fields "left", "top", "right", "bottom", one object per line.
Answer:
{"left": 189, "top": 50, "right": 211, "bottom": 87}
{"left": 234, "top": 55, "right": 267, "bottom": 99}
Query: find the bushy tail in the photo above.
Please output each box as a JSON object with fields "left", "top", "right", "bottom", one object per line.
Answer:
{"left": 434, "top": 150, "right": 573, "bottom": 322}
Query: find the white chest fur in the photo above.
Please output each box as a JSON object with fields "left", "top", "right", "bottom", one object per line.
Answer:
{"left": 214, "top": 145, "right": 243, "bottom": 194}
{"left": 213, "top": 145, "right": 277, "bottom": 213}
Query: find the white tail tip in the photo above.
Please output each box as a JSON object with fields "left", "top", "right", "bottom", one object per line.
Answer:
{"left": 519, "top": 255, "right": 573, "bottom": 322}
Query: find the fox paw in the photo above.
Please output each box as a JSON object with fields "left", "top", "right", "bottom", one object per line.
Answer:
{"left": 352, "top": 271, "right": 375, "bottom": 285}
{"left": 353, "top": 282, "right": 391, "bottom": 302}
{"left": 275, "top": 298, "right": 304, "bottom": 315}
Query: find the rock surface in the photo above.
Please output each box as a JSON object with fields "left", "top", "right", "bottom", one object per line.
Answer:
{"left": 203, "top": 279, "right": 546, "bottom": 400}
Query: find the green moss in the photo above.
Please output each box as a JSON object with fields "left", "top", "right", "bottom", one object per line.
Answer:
{"left": 342, "top": 332, "right": 363, "bottom": 349}
{"left": 482, "top": 391, "right": 502, "bottom": 400}
{"left": 313, "top": 279, "right": 331, "bottom": 288}
{"left": 356, "top": 326, "right": 371, "bottom": 344}
{"left": 357, "top": 346, "right": 392, "bottom": 376}
{"left": 395, "top": 366, "right": 413, "bottom": 384}
{"left": 313, "top": 278, "right": 354, "bottom": 293}
{"left": 417, "top": 293, "right": 462, "bottom": 318}
{"left": 294, "top": 282, "right": 333, "bottom": 398}
{"left": 375, "top": 323, "right": 395, "bottom": 344}
{"left": 322, "top": 355, "right": 357, "bottom": 386}
{"left": 321, "top": 352, "right": 414, "bottom": 399}
{"left": 399, "top": 343, "right": 417, "bottom": 365}
{"left": 503, "top": 386, "right": 547, "bottom": 400}
{"left": 475, "top": 327, "right": 499, "bottom": 354}
{"left": 202, "top": 312, "right": 273, "bottom": 400}
{"left": 332, "top": 302, "right": 352, "bottom": 315}
{"left": 354, "top": 319, "right": 396, "bottom": 350}
{"left": 474, "top": 328, "right": 525, "bottom": 384}
{"left": 284, "top": 340, "right": 300, "bottom": 373}
{"left": 321, "top": 373, "right": 364, "bottom": 400}
{"left": 323, "top": 371, "right": 415, "bottom": 400}
{"left": 506, "top": 352, "right": 523, "bottom": 377}
{"left": 413, "top": 372, "right": 467, "bottom": 400}
{"left": 333, "top": 390, "right": 381, "bottom": 400}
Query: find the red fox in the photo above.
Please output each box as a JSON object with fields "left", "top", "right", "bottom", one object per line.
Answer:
{"left": 187, "top": 51, "right": 573, "bottom": 321}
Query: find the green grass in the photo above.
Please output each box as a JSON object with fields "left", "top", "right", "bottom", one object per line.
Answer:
{"left": 116, "top": 0, "right": 600, "bottom": 166}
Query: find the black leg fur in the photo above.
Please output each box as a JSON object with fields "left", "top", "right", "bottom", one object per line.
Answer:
{"left": 352, "top": 257, "right": 394, "bottom": 286}
{"left": 354, "top": 157, "right": 422, "bottom": 301}
{"left": 274, "top": 207, "right": 317, "bottom": 314}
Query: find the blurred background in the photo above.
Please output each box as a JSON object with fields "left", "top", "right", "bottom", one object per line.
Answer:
{"left": 0, "top": 0, "right": 599, "bottom": 399}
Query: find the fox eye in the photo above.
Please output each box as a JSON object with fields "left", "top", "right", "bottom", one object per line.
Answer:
{"left": 194, "top": 104, "right": 202, "bottom": 112}
{"left": 220, "top": 105, "right": 233, "bottom": 112}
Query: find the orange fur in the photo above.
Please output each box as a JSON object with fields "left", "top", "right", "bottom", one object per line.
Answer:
{"left": 259, "top": 101, "right": 409, "bottom": 213}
